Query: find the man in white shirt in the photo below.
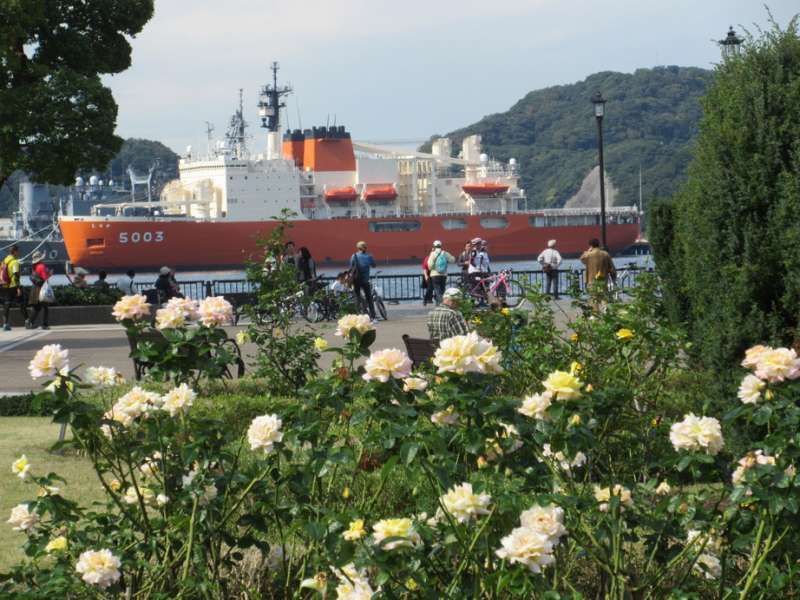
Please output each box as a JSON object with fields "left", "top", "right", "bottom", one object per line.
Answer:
{"left": 115, "top": 270, "right": 136, "bottom": 296}
{"left": 537, "top": 239, "right": 562, "bottom": 299}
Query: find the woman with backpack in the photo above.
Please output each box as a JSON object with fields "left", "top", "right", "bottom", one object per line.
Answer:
{"left": 426, "top": 240, "right": 455, "bottom": 305}
{"left": 27, "top": 250, "right": 53, "bottom": 329}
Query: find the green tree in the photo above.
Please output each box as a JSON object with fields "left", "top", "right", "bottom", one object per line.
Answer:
{"left": 651, "top": 16, "right": 800, "bottom": 372}
{"left": 0, "top": 0, "right": 154, "bottom": 191}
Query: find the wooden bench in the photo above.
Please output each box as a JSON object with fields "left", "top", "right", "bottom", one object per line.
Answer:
{"left": 126, "top": 329, "right": 245, "bottom": 381}
{"left": 402, "top": 334, "right": 436, "bottom": 369}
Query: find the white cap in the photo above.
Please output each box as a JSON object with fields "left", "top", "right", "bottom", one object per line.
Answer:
{"left": 443, "top": 287, "right": 462, "bottom": 299}
{"left": 74, "top": 266, "right": 89, "bottom": 275}
{"left": 433, "top": 240, "right": 442, "bottom": 247}
{"left": 548, "top": 239, "right": 557, "bottom": 248}
{"left": 160, "top": 266, "right": 171, "bottom": 275}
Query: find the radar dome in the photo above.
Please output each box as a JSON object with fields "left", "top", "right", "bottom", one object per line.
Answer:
{"left": 186, "top": 145, "right": 193, "bottom": 155}
{"left": 479, "top": 153, "right": 488, "bottom": 163}
{"left": 509, "top": 158, "right": 517, "bottom": 165}
{"left": 75, "top": 177, "right": 84, "bottom": 186}
{"left": 89, "top": 175, "right": 99, "bottom": 186}
{"left": 98, "top": 179, "right": 104, "bottom": 187}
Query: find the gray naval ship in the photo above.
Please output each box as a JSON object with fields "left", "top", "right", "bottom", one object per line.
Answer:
{"left": 1, "top": 167, "right": 162, "bottom": 274}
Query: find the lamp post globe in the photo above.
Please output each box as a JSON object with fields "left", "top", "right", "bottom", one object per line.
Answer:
{"left": 718, "top": 26, "right": 742, "bottom": 59}
{"left": 591, "top": 92, "right": 607, "bottom": 248}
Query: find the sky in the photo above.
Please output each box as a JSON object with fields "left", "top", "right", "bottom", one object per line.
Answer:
{"left": 105, "top": 0, "right": 799, "bottom": 155}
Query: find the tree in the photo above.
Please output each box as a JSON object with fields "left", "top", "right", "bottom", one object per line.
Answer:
{"left": 0, "top": 1, "right": 154, "bottom": 191}
{"left": 651, "top": 16, "right": 800, "bottom": 372}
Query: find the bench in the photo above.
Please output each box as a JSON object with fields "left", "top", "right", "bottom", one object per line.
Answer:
{"left": 126, "top": 329, "right": 245, "bottom": 381}
{"left": 223, "top": 292, "right": 257, "bottom": 325}
{"left": 402, "top": 334, "right": 436, "bottom": 369}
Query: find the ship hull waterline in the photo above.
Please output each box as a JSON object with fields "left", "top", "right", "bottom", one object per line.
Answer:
{"left": 59, "top": 216, "right": 641, "bottom": 271}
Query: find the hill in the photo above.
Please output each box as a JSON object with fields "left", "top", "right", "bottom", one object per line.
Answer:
{"left": 0, "top": 139, "right": 179, "bottom": 219}
{"left": 421, "top": 66, "right": 713, "bottom": 210}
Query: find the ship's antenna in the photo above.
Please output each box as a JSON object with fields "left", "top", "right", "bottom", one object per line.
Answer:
{"left": 326, "top": 114, "right": 330, "bottom": 128}
{"left": 258, "top": 61, "right": 292, "bottom": 133}
{"left": 205, "top": 121, "right": 215, "bottom": 157}
{"left": 295, "top": 93, "right": 303, "bottom": 130}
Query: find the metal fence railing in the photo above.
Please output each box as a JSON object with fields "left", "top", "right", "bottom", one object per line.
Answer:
{"left": 128, "top": 266, "right": 649, "bottom": 303}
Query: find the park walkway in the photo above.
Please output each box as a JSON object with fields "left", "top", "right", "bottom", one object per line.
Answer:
{"left": 0, "top": 300, "right": 578, "bottom": 396}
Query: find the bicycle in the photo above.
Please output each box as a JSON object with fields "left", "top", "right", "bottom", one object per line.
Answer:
{"left": 608, "top": 262, "right": 639, "bottom": 301}
{"left": 354, "top": 271, "right": 388, "bottom": 321}
{"left": 465, "top": 269, "right": 523, "bottom": 308}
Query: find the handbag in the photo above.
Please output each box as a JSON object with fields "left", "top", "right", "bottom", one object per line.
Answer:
{"left": 39, "top": 280, "right": 55, "bottom": 304}
{"left": 30, "top": 272, "right": 44, "bottom": 286}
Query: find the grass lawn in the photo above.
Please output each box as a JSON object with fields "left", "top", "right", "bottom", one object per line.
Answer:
{"left": 0, "top": 417, "right": 101, "bottom": 571}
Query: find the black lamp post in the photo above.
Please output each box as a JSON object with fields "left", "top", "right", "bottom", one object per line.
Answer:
{"left": 718, "top": 26, "right": 742, "bottom": 59}
{"left": 591, "top": 91, "right": 607, "bottom": 248}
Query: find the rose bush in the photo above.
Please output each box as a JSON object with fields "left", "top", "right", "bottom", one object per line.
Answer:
{"left": 2, "top": 275, "right": 800, "bottom": 597}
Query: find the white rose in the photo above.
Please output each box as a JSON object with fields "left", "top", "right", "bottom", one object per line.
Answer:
{"left": 495, "top": 526, "right": 556, "bottom": 573}
{"left": 7, "top": 503, "right": 38, "bottom": 531}
{"left": 75, "top": 549, "right": 122, "bottom": 589}
{"left": 162, "top": 383, "right": 196, "bottom": 417}
{"left": 362, "top": 348, "right": 412, "bottom": 382}
{"left": 402, "top": 376, "right": 428, "bottom": 392}
{"left": 519, "top": 504, "right": 567, "bottom": 543}
{"left": 197, "top": 296, "right": 234, "bottom": 328}
{"left": 439, "top": 482, "right": 492, "bottom": 523}
{"left": 85, "top": 366, "right": 123, "bottom": 388}
{"left": 669, "top": 414, "right": 724, "bottom": 455}
{"left": 335, "top": 314, "right": 374, "bottom": 337}
{"left": 372, "top": 518, "right": 421, "bottom": 550}
{"left": 112, "top": 294, "right": 151, "bottom": 321}
{"left": 518, "top": 391, "right": 552, "bottom": 420}
{"left": 247, "top": 414, "right": 283, "bottom": 453}
{"left": 737, "top": 374, "right": 765, "bottom": 404}
{"left": 29, "top": 344, "right": 69, "bottom": 379}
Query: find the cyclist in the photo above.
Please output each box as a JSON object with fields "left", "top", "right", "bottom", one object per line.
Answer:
{"left": 467, "top": 239, "right": 491, "bottom": 305}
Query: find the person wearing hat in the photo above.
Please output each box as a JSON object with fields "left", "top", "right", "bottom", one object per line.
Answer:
{"left": 27, "top": 250, "right": 52, "bottom": 329}
{"left": 2, "top": 245, "right": 29, "bottom": 331}
{"left": 68, "top": 266, "right": 89, "bottom": 288}
{"left": 537, "top": 239, "right": 563, "bottom": 300}
{"left": 349, "top": 241, "right": 377, "bottom": 321}
{"left": 426, "top": 240, "right": 455, "bottom": 305}
{"left": 155, "top": 266, "right": 182, "bottom": 303}
{"left": 427, "top": 287, "right": 469, "bottom": 344}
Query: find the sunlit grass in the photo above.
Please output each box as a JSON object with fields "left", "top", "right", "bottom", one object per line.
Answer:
{"left": 0, "top": 417, "right": 101, "bottom": 571}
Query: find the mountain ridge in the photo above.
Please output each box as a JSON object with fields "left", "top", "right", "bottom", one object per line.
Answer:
{"left": 421, "top": 65, "right": 713, "bottom": 212}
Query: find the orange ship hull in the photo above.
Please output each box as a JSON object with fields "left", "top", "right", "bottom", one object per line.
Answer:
{"left": 59, "top": 216, "right": 641, "bottom": 271}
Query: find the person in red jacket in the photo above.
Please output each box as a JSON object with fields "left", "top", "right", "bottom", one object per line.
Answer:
{"left": 27, "top": 250, "right": 52, "bottom": 329}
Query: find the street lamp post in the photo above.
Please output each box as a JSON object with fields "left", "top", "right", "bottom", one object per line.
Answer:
{"left": 591, "top": 91, "right": 607, "bottom": 248}
{"left": 718, "top": 26, "right": 742, "bottom": 59}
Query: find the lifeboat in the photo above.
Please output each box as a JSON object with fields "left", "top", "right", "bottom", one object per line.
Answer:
{"left": 324, "top": 186, "right": 359, "bottom": 202}
{"left": 462, "top": 182, "right": 510, "bottom": 196}
{"left": 363, "top": 184, "right": 397, "bottom": 202}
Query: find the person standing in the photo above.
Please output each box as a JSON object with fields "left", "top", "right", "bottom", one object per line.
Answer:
{"left": 68, "top": 266, "right": 89, "bottom": 288}
{"left": 296, "top": 247, "right": 317, "bottom": 292}
{"left": 94, "top": 270, "right": 110, "bottom": 292}
{"left": 116, "top": 270, "right": 136, "bottom": 295}
{"left": 350, "top": 241, "right": 377, "bottom": 322}
{"left": 426, "top": 240, "right": 455, "bottom": 305}
{"left": 281, "top": 241, "right": 297, "bottom": 268}
{"left": 457, "top": 241, "right": 472, "bottom": 288}
{"left": 27, "top": 250, "right": 52, "bottom": 329}
{"left": 537, "top": 239, "right": 563, "bottom": 300}
{"left": 155, "top": 266, "right": 182, "bottom": 303}
{"left": 580, "top": 238, "right": 616, "bottom": 289}
{"left": 421, "top": 254, "right": 433, "bottom": 306}
{"left": 467, "top": 239, "right": 491, "bottom": 304}
{"left": 427, "top": 287, "right": 469, "bottom": 344}
{"left": 1, "top": 245, "right": 28, "bottom": 331}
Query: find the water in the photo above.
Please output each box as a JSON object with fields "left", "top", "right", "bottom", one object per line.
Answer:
{"left": 44, "top": 255, "right": 654, "bottom": 287}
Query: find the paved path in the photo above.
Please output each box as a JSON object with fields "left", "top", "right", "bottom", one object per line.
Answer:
{"left": 1, "top": 300, "right": 577, "bottom": 396}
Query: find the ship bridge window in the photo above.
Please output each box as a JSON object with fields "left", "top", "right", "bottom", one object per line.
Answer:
{"left": 530, "top": 214, "right": 601, "bottom": 227}
{"left": 441, "top": 218, "right": 467, "bottom": 230}
{"left": 480, "top": 217, "right": 508, "bottom": 229}
{"left": 369, "top": 221, "right": 421, "bottom": 233}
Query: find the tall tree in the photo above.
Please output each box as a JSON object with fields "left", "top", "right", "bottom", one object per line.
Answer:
{"left": 0, "top": 0, "right": 154, "bottom": 191}
{"left": 651, "top": 16, "right": 800, "bottom": 372}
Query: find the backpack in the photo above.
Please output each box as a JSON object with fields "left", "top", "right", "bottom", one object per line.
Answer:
{"left": 433, "top": 251, "right": 448, "bottom": 273}
{"left": 346, "top": 254, "right": 361, "bottom": 285}
{"left": 0, "top": 259, "right": 10, "bottom": 286}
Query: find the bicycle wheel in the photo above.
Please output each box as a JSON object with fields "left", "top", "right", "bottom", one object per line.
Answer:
{"left": 502, "top": 280, "right": 524, "bottom": 308}
{"left": 304, "top": 301, "right": 323, "bottom": 323}
{"left": 375, "top": 296, "right": 388, "bottom": 320}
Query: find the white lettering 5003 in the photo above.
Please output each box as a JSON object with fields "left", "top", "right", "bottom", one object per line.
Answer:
{"left": 119, "top": 231, "right": 165, "bottom": 244}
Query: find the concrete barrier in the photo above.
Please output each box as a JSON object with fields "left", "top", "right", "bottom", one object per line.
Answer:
{"left": 5, "top": 305, "right": 116, "bottom": 327}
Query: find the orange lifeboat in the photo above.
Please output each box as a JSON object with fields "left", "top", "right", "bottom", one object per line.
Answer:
{"left": 363, "top": 184, "right": 397, "bottom": 202}
{"left": 324, "top": 186, "right": 359, "bottom": 202}
{"left": 462, "top": 182, "right": 510, "bottom": 196}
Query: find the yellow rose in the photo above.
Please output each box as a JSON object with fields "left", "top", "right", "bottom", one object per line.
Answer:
{"left": 570, "top": 333, "right": 579, "bottom": 342}
{"left": 342, "top": 486, "right": 351, "bottom": 499}
{"left": 45, "top": 536, "right": 68, "bottom": 553}
{"left": 542, "top": 370, "right": 583, "bottom": 400}
{"left": 568, "top": 414, "right": 582, "bottom": 427}
{"left": 314, "top": 337, "right": 329, "bottom": 351}
{"left": 585, "top": 384, "right": 594, "bottom": 392}
{"left": 569, "top": 361, "right": 583, "bottom": 376}
{"left": 501, "top": 308, "right": 510, "bottom": 316}
{"left": 235, "top": 330, "right": 251, "bottom": 345}
{"left": 109, "top": 479, "right": 122, "bottom": 492}
{"left": 616, "top": 328, "right": 635, "bottom": 341}
{"left": 343, "top": 518, "right": 366, "bottom": 541}
{"left": 477, "top": 456, "right": 488, "bottom": 469}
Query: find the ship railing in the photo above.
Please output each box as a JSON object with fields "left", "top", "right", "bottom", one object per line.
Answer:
{"left": 129, "top": 266, "right": 649, "bottom": 303}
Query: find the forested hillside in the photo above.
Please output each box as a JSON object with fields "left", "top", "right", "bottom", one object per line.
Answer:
{"left": 0, "top": 139, "right": 178, "bottom": 218}
{"left": 422, "top": 66, "right": 713, "bottom": 209}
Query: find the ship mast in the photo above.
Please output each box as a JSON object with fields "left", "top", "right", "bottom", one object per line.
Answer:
{"left": 258, "top": 61, "right": 292, "bottom": 133}
{"left": 225, "top": 89, "right": 248, "bottom": 159}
